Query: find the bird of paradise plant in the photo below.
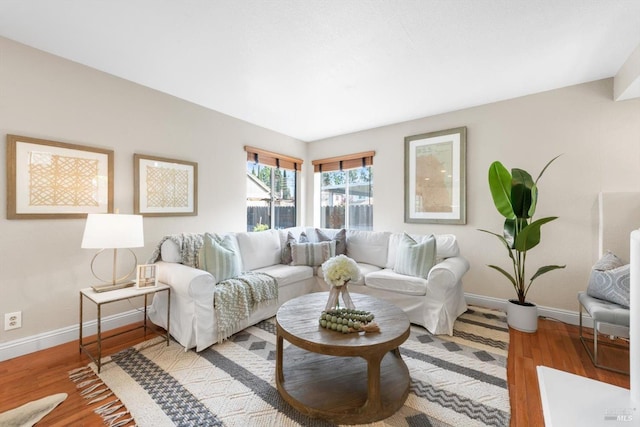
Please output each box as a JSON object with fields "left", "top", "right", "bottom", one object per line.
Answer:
{"left": 479, "top": 155, "right": 565, "bottom": 305}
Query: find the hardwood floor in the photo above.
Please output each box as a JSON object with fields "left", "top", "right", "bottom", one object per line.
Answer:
{"left": 0, "top": 318, "right": 630, "bottom": 426}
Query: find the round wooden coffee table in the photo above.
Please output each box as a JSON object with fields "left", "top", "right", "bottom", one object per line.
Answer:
{"left": 275, "top": 292, "right": 410, "bottom": 424}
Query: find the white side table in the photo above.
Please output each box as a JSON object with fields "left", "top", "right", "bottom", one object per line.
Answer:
{"left": 79, "top": 283, "right": 170, "bottom": 372}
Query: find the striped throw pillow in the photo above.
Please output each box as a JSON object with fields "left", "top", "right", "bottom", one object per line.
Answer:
{"left": 198, "top": 232, "right": 241, "bottom": 282}
{"left": 290, "top": 241, "right": 336, "bottom": 266}
{"left": 394, "top": 233, "right": 436, "bottom": 279}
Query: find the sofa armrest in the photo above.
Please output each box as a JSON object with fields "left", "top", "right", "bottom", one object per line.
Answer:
{"left": 427, "top": 256, "right": 470, "bottom": 290}
{"left": 156, "top": 261, "right": 217, "bottom": 300}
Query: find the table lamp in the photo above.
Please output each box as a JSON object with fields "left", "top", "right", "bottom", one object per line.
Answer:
{"left": 81, "top": 213, "right": 144, "bottom": 292}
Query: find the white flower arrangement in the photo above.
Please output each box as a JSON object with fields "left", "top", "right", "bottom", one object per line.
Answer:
{"left": 322, "top": 255, "right": 361, "bottom": 287}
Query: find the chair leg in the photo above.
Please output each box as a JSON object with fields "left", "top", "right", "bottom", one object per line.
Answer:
{"left": 578, "top": 300, "right": 629, "bottom": 375}
{"left": 593, "top": 320, "right": 599, "bottom": 366}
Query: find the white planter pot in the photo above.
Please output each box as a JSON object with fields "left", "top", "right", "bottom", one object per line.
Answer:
{"left": 506, "top": 299, "right": 538, "bottom": 333}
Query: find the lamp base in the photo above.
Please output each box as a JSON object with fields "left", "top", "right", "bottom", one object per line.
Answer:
{"left": 91, "top": 281, "right": 135, "bottom": 293}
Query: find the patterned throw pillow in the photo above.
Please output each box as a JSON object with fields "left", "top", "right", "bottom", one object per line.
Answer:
{"left": 198, "top": 232, "right": 241, "bottom": 282}
{"left": 592, "top": 250, "right": 625, "bottom": 271}
{"left": 587, "top": 251, "right": 630, "bottom": 308}
{"left": 316, "top": 228, "right": 347, "bottom": 255}
{"left": 290, "top": 241, "right": 336, "bottom": 266}
{"left": 393, "top": 233, "right": 436, "bottom": 279}
{"left": 281, "top": 231, "right": 308, "bottom": 264}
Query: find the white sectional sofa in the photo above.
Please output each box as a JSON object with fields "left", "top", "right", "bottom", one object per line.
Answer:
{"left": 148, "top": 227, "right": 469, "bottom": 351}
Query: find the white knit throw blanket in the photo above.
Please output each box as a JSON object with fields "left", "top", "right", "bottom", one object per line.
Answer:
{"left": 147, "top": 233, "right": 204, "bottom": 268}
{"left": 215, "top": 272, "right": 278, "bottom": 342}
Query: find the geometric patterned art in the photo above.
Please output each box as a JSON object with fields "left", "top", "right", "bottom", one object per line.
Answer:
{"left": 145, "top": 165, "right": 189, "bottom": 208}
{"left": 28, "top": 151, "right": 99, "bottom": 207}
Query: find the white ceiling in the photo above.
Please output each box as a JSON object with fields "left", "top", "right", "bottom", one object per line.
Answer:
{"left": 1, "top": 1, "right": 639, "bottom": 142}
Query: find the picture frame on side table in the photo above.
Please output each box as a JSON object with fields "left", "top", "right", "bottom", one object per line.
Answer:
{"left": 136, "top": 264, "right": 158, "bottom": 289}
{"left": 404, "top": 127, "right": 466, "bottom": 224}
{"left": 134, "top": 154, "right": 198, "bottom": 216}
{"left": 6, "top": 134, "right": 114, "bottom": 219}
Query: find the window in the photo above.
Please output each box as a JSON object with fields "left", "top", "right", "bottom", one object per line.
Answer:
{"left": 313, "top": 151, "right": 374, "bottom": 230}
{"left": 245, "top": 146, "right": 301, "bottom": 232}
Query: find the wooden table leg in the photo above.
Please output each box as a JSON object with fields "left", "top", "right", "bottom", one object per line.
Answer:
{"left": 363, "top": 351, "right": 384, "bottom": 413}
{"left": 276, "top": 333, "right": 284, "bottom": 383}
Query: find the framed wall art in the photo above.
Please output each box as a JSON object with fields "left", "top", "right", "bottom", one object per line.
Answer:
{"left": 6, "top": 134, "right": 113, "bottom": 219}
{"left": 134, "top": 154, "right": 198, "bottom": 216}
{"left": 404, "top": 127, "right": 467, "bottom": 224}
{"left": 136, "top": 264, "right": 158, "bottom": 289}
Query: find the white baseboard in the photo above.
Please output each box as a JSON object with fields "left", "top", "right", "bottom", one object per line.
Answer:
{"left": 464, "top": 293, "right": 594, "bottom": 328}
{"left": 0, "top": 295, "right": 594, "bottom": 362}
{"left": 0, "top": 308, "right": 144, "bottom": 362}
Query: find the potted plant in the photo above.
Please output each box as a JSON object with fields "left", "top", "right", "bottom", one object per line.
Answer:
{"left": 479, "top": 156, "right": 565, "bottom": 332}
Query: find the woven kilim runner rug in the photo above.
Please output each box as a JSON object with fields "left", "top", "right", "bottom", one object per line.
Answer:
{"left": 71, "top": 306, "right": 510, "bottom": 427}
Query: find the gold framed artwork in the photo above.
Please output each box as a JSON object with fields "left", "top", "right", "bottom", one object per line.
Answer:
{"left": 136, "top": 264, "right": 158, "bottom": 289}
{"left": 134, "top": 154, "right": 198, "bottom": 216}
{"left": 404, "top": 127, "right": 467, "bottom": 224}
{"left": 6, "top": 134, "right": 114, "bottom": 219}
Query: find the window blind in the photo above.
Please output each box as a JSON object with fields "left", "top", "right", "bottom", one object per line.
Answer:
{"left": 312, "top": 151, "right": 375, "bottom": 173}
{"left": 244, "top": 146, "right": 303, "bottom": 171}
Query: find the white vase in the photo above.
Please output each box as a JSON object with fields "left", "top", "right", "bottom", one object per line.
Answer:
{"left": 506, "top": 299, "right": 538, "bottom": 333}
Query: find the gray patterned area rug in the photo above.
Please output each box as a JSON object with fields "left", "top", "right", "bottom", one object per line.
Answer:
{"left": 74, "top": 306, "right": 510, "bottom": 427}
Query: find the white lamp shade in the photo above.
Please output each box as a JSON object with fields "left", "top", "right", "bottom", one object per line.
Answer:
{"left": 81, "top": 214, "right": 144, "bottom": 249}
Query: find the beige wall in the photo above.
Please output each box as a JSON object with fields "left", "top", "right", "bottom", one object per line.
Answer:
{"left": 307, "top": 79, "right": 640, "bottom": 311}
{"left": 2, "top": 34, "right": 640, "bottom": 348}
{"left": 0, "top": 37, "right": 306, "bottom": 344}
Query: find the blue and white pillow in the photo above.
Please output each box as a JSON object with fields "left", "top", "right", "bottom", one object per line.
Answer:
{"left": 198, "top": 233, "right": 241, "bottom": 282}
{"left": 393, "top": 233, "right": 436, "bottom": 279}
{"left": 587, "top": 251, "right": 630, "bottom": 308}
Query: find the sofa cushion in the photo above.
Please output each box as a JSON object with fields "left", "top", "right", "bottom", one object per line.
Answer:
{"left": 365, "top": 268, "right": 427, "bottom": 296}
{"left": 349, "top": 263, "right": 383, "bottom": 286}
{"left": 316, "top": 228, "right": 347, "bottom": 255}
{"left": 252, "top": 264, "right": 314, "bottom": 287}
{"left": 346, "top": 230, "right": 391, "bottom": 267}
{"left": 281, "top": 231, "right": 308, "bottom": 264}
{"left": 290, "top": 241, "right": 336, "bottom": 266}
{"left": 235, "top": 229, "right": 281, "bottom": 271}
{"left": 198, "top": 233, "right": 241, "bottom": 282}
{"left": 393, "top": 233, "right": 436, "bottom": 279}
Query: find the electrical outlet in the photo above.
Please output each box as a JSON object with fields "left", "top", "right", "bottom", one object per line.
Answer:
{"left": 4, "top": 311, "right": 22, "bottom": 330}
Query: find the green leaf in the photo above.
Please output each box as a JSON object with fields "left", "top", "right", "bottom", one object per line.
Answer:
{"left": 530, "top": 264, "right": 566, "bottom": 282}
{"left": 488, "top": 161, "right": 515, "bottom": 219}
{"left": 528, "top": 183, "right": 538, "bottom": 218}
{"left": 535, "top": 154, "right": 563, "bottom": 184}
{"left": 523, "top": 264, "right": 566, "bottom": 301}
{"left": 488, "top": 265, "right": 517, "bottom": 288}
{"left": 503, "top": 218, "right": 517, "bottom": 248}
{"left": 514, "top": 217, "right": 558, "bottom": 252}
{"left": 511, "top": 168, "right": 535, "bottom": 218}
{"left": 479, "top": 229, "right": 516, "bottom": 263}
